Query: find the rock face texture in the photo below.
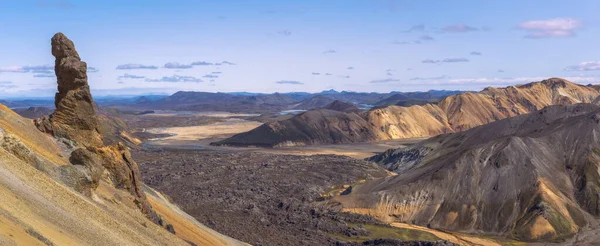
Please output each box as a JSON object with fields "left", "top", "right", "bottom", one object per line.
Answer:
{"left": 35, "top": 33, "right": 103, "bottom": 148}
{"left": 343, "top": 104, "right": 600, "bottom": 241}
{"left": 33, "top": 33, "right": 170, "bottom": 230}
{"left": 217, "top": 78, "right": 600, "bottom": 147}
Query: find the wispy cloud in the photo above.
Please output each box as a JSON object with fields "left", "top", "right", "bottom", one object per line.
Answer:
{"left": 203, "top": 74, "right": 219, "bottom": 78}
{"left": 441, "top": 23, "right": 478, "bottom": 33}
{"left": 191, "top": 61, "right": 213, "bottom": 66}
{"left": 418, "top": 35, "right": 435, "bottom": 41}
{"left": 277, "top": 30, "right": 292, "bottom": 36}
{"left": 324, "top": 73, "right": 332, "bottom": 76}
{"left": 385, "top": 69, "right": 395, "bottom": 76}
{"left": 519, "top": 18, "right": 581, "bottom": 38}
{"left": 116, "top": 64, "right": 158, "bottom": 70}
{"left": 0, "top": 81, "right": 16, "bottom": 90}
{"left": 470, "top": 51, "right": 482, "bottom": 56}
{"left": 323, "top": 49, "right": 336, "bottom": 54}
{"left": 391, "top": 40, "right": 411, "bottom": 45}
{"left": 347, "top": 66, "right": 354, "bottom": 70}
{"left": 87, "top": 67, "right": 99, "bottom": 72}
{"left": 276, "top": 80, "right": 304, "bottom": 85}
{"left": 370, "top": 78, "right": 401, "bottom": 84}
{"left": 402, "top": 24, "right": 425, "bottom": 33}
{"left": 118, "top": 74, "right": 145, "bottom": 79}
{"left": 0, "top": 65, "right": 53, "bottom": 73}
{"left": 164, "top": 62, "right": 193, "bottom": 69}
{"left": 312, "top": 72, "right": 321, "bottom": 75}
{"left": 211, "top": 71, "right": 222, "bottom": 74}
{"left": 498, "top": 70, "right": 505, "bottom": 73}
{"left": 33, "top": 74, "right": 55, "bottom": 78}
{"left": 145, "top": 75, "right": 203, "bottom": 83}
{"left": 565, "top": 61, "right": 600, "bottom": 71}
{"left": 422, "top": 58, "right": 469, "bottom": 64}
{"left": 220, "top": 61, "right": 236, "bottom": 65}
{"left": 410, "top": 75, "right": 448, "bottom": 80}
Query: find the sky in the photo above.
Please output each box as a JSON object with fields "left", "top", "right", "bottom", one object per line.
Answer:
{"left": 1, "top": 0, "right": 600, "bottom": 98}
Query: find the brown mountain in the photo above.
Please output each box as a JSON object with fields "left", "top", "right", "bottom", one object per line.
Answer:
{"left": 341, "top": 103, "right": 600, "bottom": 242}
{"left": 0, "top": 33, "right": 244, "bottom": 245}
{"left": 217, "top": 78, "right": 600, "bottom": 147}
{"left": 13, "top": 107, "right": 54, "bottom": 119}
{"left": 323, "top": 100, "right": 360, "bottom": 112}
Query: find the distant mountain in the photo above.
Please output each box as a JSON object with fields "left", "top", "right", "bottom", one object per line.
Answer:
{"left": 293, "top": 95, "right": 336, "bottom": 110}
{"left": 216, "top": 78, "right": 600, "bottom": 147}
{"left": 13, "top": 106, "right": 54, "bottom": 119}
{"left": 322, "top": 100, "right": 360, "bottom": 112}
{"left": 345, "top": 103, "right": 600, "bottom": 241}
{"left": 374, "top": 94, "right": 438, "bottom": 107}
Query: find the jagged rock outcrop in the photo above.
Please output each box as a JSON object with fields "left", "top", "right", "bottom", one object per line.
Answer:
{"left": 218, "top": 78, "right": 600, "bottom": 147}
{"left": 343, "top": 104, "right": 600, "bottom": 241}
{"left": 0, "top": 33, "right": 247, "bottom": 246}
{"left": 32, "top": 32, "right": 172, "bottom": 232}
{"left": 35, "top": 33, "right": 103, "bottom": 148}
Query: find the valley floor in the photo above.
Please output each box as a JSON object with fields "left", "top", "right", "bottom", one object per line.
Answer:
{"left": 128, "top": 110, "right": 598, "bottom": 245}
{"left": 139, "top": 114, "right": 423, "bottom": 159}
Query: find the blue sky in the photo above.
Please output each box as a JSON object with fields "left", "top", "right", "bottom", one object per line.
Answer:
{"left": 1, "top": 0, "right": 600, "bottom": 97}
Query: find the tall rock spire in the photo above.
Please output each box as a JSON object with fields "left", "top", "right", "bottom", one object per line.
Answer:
{"left": 35, "top": 33, "right": 103, "bottom": 148}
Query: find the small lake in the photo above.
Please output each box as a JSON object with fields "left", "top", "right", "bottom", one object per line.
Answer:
{"left": 279, "top": 110, "right": 307, "bottom": 115}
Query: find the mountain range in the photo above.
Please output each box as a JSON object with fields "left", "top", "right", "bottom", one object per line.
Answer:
{"left": 216, "top": 78, "right": 600, "bottom": 147}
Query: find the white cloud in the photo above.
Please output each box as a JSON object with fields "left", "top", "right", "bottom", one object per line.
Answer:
{"left": 565, "top": 61, "right": 600, "bottom": 71}
{"left": 145, "top": 75, "right": 203, "bottom": 83}
{"left": 276, "top": 80, "right": 303, "bottom": 85}
{"left": 519, "top": 18, "right": 581, "bottom": 38}
{"left": 164, "top": 62, "right": 193, "bottom": 69}
{"left": 370, "top": 78, "right": 401, "bottom": 84}
{"left": 116, "top": 64, "right": 158, "bottom": 70}
{"left": 441, "top": 23, "right": 478, "bottom": 33}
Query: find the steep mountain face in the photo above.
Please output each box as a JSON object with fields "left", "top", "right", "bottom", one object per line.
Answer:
{"left": 218, "top": 78, "right": 600, "bottom": 147}
{"left": 0, "top": 33, "right": 244, "bottom": 245}
{"left": 343, "top": 104, "right": 600, "bottom": 241}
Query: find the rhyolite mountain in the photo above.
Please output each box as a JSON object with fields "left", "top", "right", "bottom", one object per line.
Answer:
{"left": 341, "top": 103, "right": 600, "bottom": 242}
{"left": 0, "top": 33, "right": 245, "bottom": 245}
{"left": 216, "top": 78, "right": 600, "bottom": 147}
